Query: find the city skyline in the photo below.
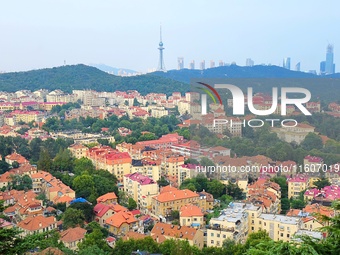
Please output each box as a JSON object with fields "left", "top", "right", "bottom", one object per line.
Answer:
{"left": 0, "top": 1, "right": 339, "bottom": 73}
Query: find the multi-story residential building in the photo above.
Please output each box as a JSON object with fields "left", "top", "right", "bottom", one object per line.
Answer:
{"left": 68, "top": 143, "right": 89, "bottom": 159}
{"left": 150, "top": 107, "right": 169, "bottom": 118}
{"left": 131, "top": 159, "right": 161, "bottom": 182}
{"left": 152, "top": 187, "right": 200, "bottom": 217}
{"left": 303, "top": 155, "right": 324, "bottom": 172}
{"left": 46, "top": 90, "right": 77, "bottom": 103}
{"left": 60, "top": 227, "right": 87, "bottom": 251}
{"left": 161, "top": 153, "right": 185, "bottom": 178}
{"left": 136, "top": 133, "right": 184, "bottom": 150}
{"left": 39, "top": 102, "right": 66, "bottom": 111}
{"left": 86, "top": 146, "right": 132, "bottom": 182}
{"left": 5, "top": 110, "right": 45, "bottom": 125}
{"left": 272, "top": 122, "right": 315, "bottom": 145}
{"left": 180, "top": 204, "right": 204, "bottom": 228}
{"left": 247, "top": 178, "right": 281, "bottom": 214}
{"left": 178, "top": 164, "right": 201, "bottom": 187}
{"left": 17, "top": 215, "right": 57, "bottom": 237}
{"left": 52, "top": 130, "right": 115, "bottom": 145}
{"left": 151, "top": 222, "right": 204, "bottom": 249}
{"left": 31, "top": 171, "right": 75, "bottom": 204}
{"left": 287, "top": 175, "right": 309, "bottom": 199}
{"left": 123, "top": 173, "right": 159, "bottom": 212}
{"left": 207, "top": 202, "right": 257, "bottom": 247}
{"left": 3, "top": 190, "right": 44, "bottom": 221}
{"left": 304, "top": 185, "right": 340, "bottom": 203}
{"left": 252, "top": 214, "right": 302, "bottom": 242}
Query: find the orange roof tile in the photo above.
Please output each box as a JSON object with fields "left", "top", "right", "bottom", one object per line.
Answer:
{"left": 17, "top": 215, "right": 56, "bottom": 231}
{"left": 105, "top": 211, "right": 137, "bottom": 228}
{"left": 96, "top": 192, "right": 118, "bottom": 203}
{"left": 122, "top": 231, "right": 146, "bottom": 241}
{"left": 60, "top": 227, "right": 87, "bottom": 243}
{"left": 180, "top": 204, "right": 204, "bottom": 217}
{"left": 151, "top": 222, "right": 198, "bottom": 241}
{"left": 39, "top": 247, "right": 64, "bottom": 255}
{"left": 153, "top": 189, "right": 199, "bottom": 203}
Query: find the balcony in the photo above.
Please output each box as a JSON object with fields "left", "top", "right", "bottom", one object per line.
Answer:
{"left": 207, "top": 224, "right": 235, "bottom": 233}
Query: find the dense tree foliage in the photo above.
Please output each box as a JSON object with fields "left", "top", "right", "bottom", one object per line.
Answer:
{"left": 62, "top": 207, "right": 85, "bottom": 229}
{"left": 0, "top": 64, "right": 189, "bottom": 95}
{"left": 180, "top": 175, "right": 226, "bottom": 198}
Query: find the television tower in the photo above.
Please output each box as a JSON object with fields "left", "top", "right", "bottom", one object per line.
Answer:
{"left": 157, "top": 26, "right": 166, "bottom": 72}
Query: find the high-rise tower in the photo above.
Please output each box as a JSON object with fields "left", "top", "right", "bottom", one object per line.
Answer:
{"left": 157, "top": 26, "right": 166, "bottom": 72}
{"left": 325, "top": 44, "right": 335, "bottom": 74}
{"left": 283, "top": 57, "right": 291, "bottom": 70}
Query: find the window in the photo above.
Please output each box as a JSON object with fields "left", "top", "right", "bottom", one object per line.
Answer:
{"left": 211, "top": 240, "right": 214, "bottom": 244}
{"left": 251, "top": 227, "right": 254, "bottom": 230}
{"left": 287, "top": 234, "right": 290, "bottom": 238}
{"left": 211, "top": 233, "right": 214, "bottom": 237}
{"left": 217, "top": 234, "right": 220, "bottom": 238}
{"left": 223, "top": 235, "right": 226, "bottom": 238}
{"left": 280, "top": 233, "right": 283, "bottom": 237}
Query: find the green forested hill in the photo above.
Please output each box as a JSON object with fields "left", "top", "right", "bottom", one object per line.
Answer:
{"left": 0, "top": 64, "right": 189, "bottom": 94}
{"left": 0, "top": 64, "right": 340, "bottom": 101}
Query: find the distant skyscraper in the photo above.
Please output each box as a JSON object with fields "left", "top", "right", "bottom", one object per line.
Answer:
{"left": 325, "top": 44, "right": 335, "bottom": 74}
{"left": 157, "top": 26, "right": 166, "bottom": 72}
{"left": 283, "top": 57, "right": 291, "bottom": 70}
{"left": 210, "top": 60, "right": 215, "bottom": 68}
{"left": 295, "top": 62, "right": 301, "bottom": 71}
{"left": 189, "top": 60, "right": 195, "bottom": 69}
{"left": 199, "top": 60, "right": 205, "bottom": 70}
{"left": 246, "top": 58, "right": 254, "bottom": 67}
{"left": 177, "top": 57, "right": 184, "bottom": 70}
{"left": 218, "top": 60, "right": 224, "bottom": 67}
{"left": 320, "top": 61, "right": 326, "bottom": 74}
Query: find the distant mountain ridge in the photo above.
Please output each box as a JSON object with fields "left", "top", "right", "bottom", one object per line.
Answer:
{"left": 151, "top": 65, "right": 317, "bottom": 83}
{"left": 0, "top": 64, "right": 188, "bottom": 94}
{"left": 89, "top": 64, "right": 138, "bottom": 75}
{"left": 0, "top": 64, "right": 339, "bottom": 101}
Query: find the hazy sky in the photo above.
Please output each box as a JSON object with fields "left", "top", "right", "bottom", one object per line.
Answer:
{"left": 0, "top": 0, "right": 339, "bottom": 73}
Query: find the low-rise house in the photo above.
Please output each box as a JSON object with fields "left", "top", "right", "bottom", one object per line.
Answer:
{"left": 93, "top": 203, "right": 115, "bottom": 227}
{"left": 60, "top": 227, "right": 87, "bottom": 250}
{"left": 180, "top": 204, "right": 204, "bottom": 228}
{"left": 0, "top": 172, "right": 12, "bottom": 189}
{"left": 105, "top": 211, "right": 138, "bottom": 236}
{"left": 151, "top": 222, "right": 204, "bottom": 249}
{"left": 96, "top": 192, "right": 118, "bottom": 205}
{"left": 152, "top": 187, "right": 200, "bottom": 217}
{"left": 17, "top": 215, "right": 57, "bottom": 237}
{"left": 5, "top": 152, "right": 29, "bottom": 165}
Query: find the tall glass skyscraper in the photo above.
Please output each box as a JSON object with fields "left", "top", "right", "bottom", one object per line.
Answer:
{"left": 283, "top": 57, "right": 291, "bottom": 70}
{"left": 325, "top": 44, "right": 335, "bottom": 74}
